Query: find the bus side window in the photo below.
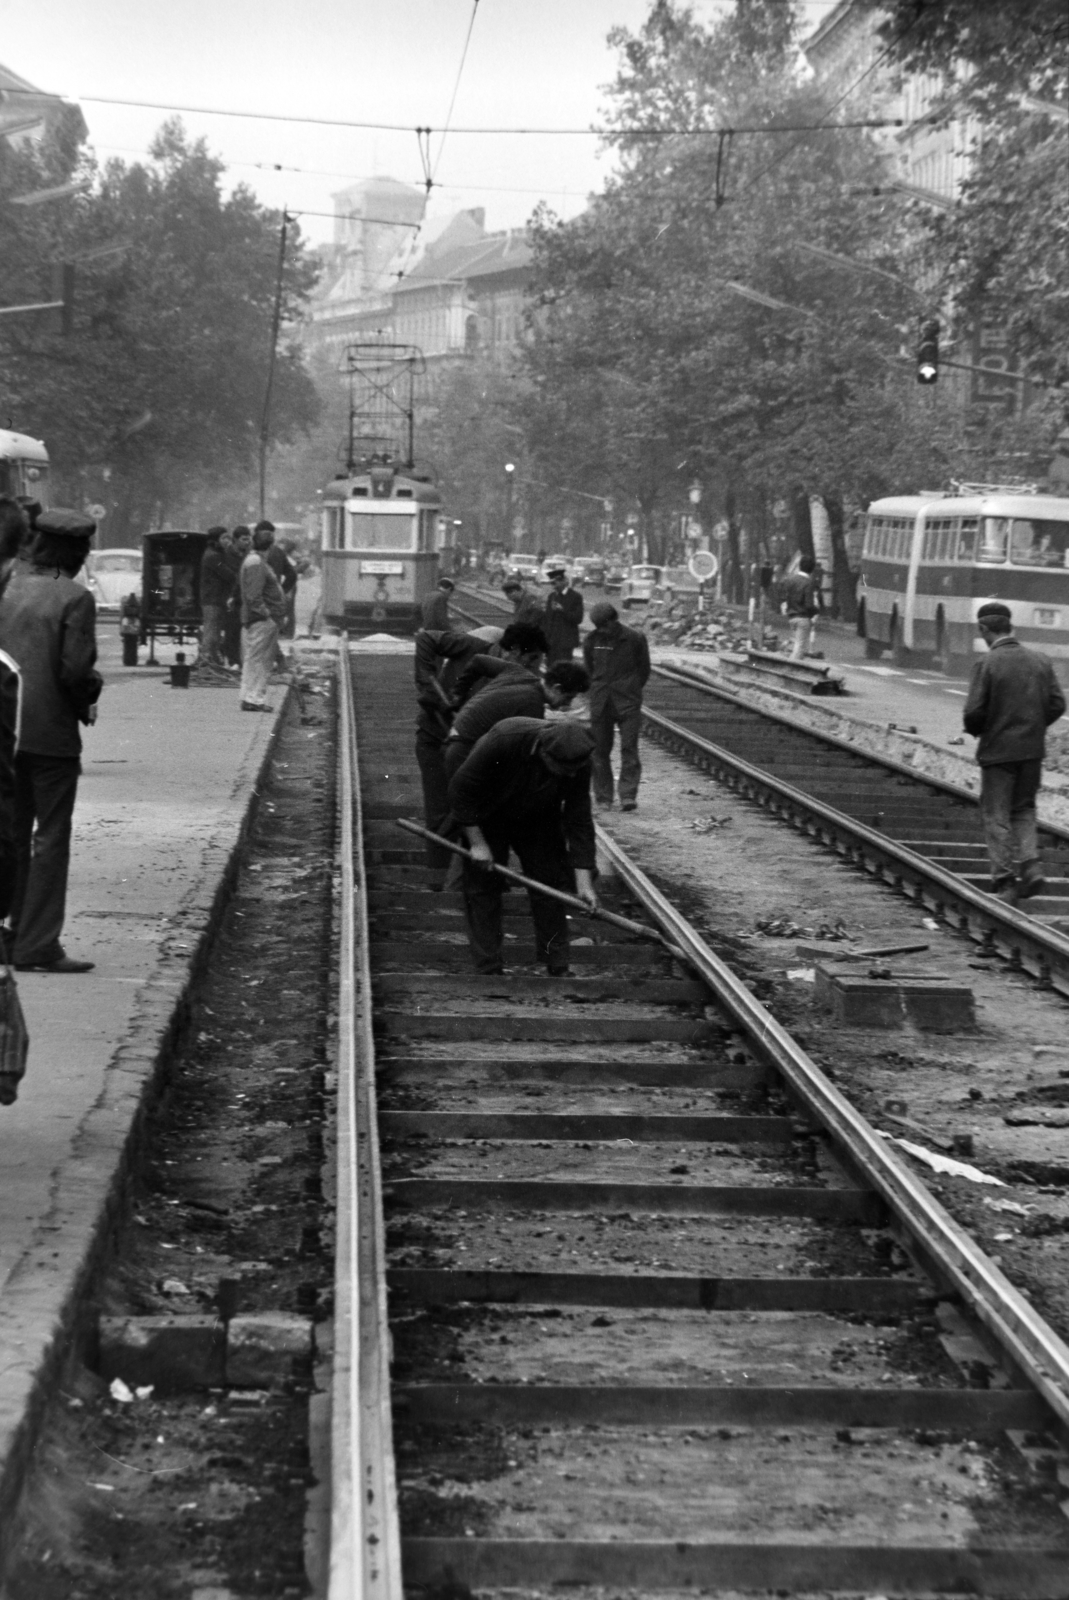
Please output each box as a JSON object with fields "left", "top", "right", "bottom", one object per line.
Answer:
{"left": 980, "top": 518, "right": 1007, "bottom": 563}
{"left": 956, "top": 520, "right": 977, "bottom": 562}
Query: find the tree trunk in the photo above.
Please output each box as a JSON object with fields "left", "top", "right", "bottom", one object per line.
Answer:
{"left": 823, "top": 489, "right": 857, "bottom": 623}
{"left": 725, "top": 485, "right": 743, "bottom": 603}
{"left": 791, "top": 485, "right": 814, "bottom": 563}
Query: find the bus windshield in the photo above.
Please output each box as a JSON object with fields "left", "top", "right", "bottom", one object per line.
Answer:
{"left": 981, "top": 517, "right": 1069, "bottom": 567}
{"left": 345, "top": 511, "right": 416, "bottom": 551}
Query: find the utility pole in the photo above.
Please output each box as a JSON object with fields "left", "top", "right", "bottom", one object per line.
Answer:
{"left": 259, "top": 210, "right": 289, "bottom": 520}
{"left": 504, "top": 461, "right": 515, "bottom": 548}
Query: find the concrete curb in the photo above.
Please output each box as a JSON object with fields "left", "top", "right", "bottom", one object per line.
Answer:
{"left": 0, "top": 687, "right": 294, "bottom": 1573}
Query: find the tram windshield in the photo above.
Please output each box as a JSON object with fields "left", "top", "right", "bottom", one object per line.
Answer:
{"left": 980, "top": 517, "right": 1069, "bottom": 567}
{"left": 345, "top": 510, "right": 417, "bottom": 551}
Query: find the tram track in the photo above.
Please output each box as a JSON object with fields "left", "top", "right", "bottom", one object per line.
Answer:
{"left": 332, "top": 643, "right": 1069, "bottom": 1598}
{"left": 451, "top": 583, "right": 1069, "bottom": 1001}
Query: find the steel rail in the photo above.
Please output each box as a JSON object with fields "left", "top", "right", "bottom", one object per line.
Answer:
{"left": 595, "top": 824, "right": 1069, "bottom": 1438}
{"left": 329, "top": 642, "right": 403, "bottom": 1599}
{"left": 641, "top": 700, "right": 1069, "bottom": 998}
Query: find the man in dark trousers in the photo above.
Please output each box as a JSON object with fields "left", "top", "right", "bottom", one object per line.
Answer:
{"left": 199, "top": 525, "right": 233, "bottom": 667}
{"left": 444, "top": 660, "right": 589, "bottom": 780}
{"left": 0, "top": 510, "right": 102, "bottom": 972}
{"left": 542, "top": 565, "right": 584, "bottom": 662}
{"left": 583, "top": 600, "right": 651, "bottom": 811}
{"left": 421, "top": 575, "right": 455, "bottom": 630}
{"left": 783, "top": 555, "right": 819, "bottom": 661}
{"left": 963, "top": 601, "right": 1065, "bottom": 903}
{"left": 413, "top": 623, "right": 504, "bottom": 887}
{"left": 448, "top": 717, "right": 598, "bottom": 975}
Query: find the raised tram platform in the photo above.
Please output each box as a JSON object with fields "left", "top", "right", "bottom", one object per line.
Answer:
{"left": 0, "top": 647, "right": 288, "bottom": 1556}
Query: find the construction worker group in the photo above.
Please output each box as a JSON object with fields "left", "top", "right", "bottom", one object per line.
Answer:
{"left": 414, "top": 567, "right": 650, "bottom": 976}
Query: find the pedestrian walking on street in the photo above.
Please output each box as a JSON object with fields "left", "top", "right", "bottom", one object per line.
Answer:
{"left": 542, "top": 566, "right": 584, "bottom": 662}
{"left": 421, "top": 575, "right": 455, "bottom": 630}
{"left": 239, "top": 525, "right": 286, "bottom": 711}
{"left": 783, "top": 555, "right": 819, "bottom": 661}
{"left": 199, "top": 525, "right": 233, "bottom": 667}
{"left": 448, "top": 716, "right": 598, "bottom": 975}
{"left": 963, "top": 601, "right": 1065, "bottom": 903}
{"left": 582, "top": 601, "right": 651, "bottom": 811}
{"left": 0, "top": 509, "right": 102, "bottom": 973}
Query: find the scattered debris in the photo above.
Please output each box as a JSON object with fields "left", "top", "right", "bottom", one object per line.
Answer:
{"left": 886, "top": 1136, "right": 1006, "bottom": 1186}
{"left": 982, "top": 1197, "right": 1033, "bottom": 1216}
{"left": 688, "top": 815, "right": 733, "bottom": 834}
{"left": 756, "top": 916, "right": 849, "bottom": 940}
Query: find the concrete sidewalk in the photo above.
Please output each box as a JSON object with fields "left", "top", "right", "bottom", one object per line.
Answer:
{"left": 0, "top": 656, "right": 292, "bottom": 1552}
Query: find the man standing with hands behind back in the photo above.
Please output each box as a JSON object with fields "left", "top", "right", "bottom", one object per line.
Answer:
{"left": 0, "top": 509, "right": 102, "bottom": 973}
{"left": 963, "top": 600, "right": 1065, "bottom": 904}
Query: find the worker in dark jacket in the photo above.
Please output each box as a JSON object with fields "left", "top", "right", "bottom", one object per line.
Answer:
{"left": 582, "top": 601, "right": 651, "bottom": 811}
{"left": 453, "top": 621, "right": 546, "bottom": 706}
{"left": 0, "top": 510, "right": 103, "bottom": 972}
{"left": 783, "top": 555, "right": 819, "bottom": 661}
{"left": 963, "top": 602, "right": 1065, "bottom": 902}
{"left": 413, "top": 624, "right": 504, "bottom": 885}
{"left": 502, "top": 576, "right": 544, "bottom": 629}
{"left": 199, "top": 525, "right": 233, "bottom": 666}
{"left": 448, "top": 717, "right": 598, "bottom": 974}
{"left": 542, "top": 566, "right": 584, "bottom": 662}
{"left": 420, "top": 576, "right": 455, "bottom": 630}
{"left": 444, "top": 660, "right": 589, "bottom": 780}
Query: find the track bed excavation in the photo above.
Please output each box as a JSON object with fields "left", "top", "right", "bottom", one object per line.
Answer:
{"left": 344, "top": 651, "right": 1069, "bottom": 1598}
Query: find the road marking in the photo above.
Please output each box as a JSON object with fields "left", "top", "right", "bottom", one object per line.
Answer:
{"left": 852, "top": 665, "right": 902, "bottom": 676}
{"left": 906, "top": 678, "right": 931, "bottom": 685}
{"left": 945, "top": 688, "right": 967, "bottom": 696}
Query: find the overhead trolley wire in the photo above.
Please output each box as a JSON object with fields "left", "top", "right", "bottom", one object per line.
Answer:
{"left": 432, "top": 0, "right": 481, "bottom": 184}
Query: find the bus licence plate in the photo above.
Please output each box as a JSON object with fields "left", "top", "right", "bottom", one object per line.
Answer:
{"left": 1034, "top": 608, "right": 1060, "bottom": 627}
{"left": 359, "top": 562, "right": 404, "bottom": 576}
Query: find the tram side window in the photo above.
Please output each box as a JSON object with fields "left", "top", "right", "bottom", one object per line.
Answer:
{"left": 956, "top": 519, "right": 978, "bottom": 562}
{"left": 979, "top": 518, "right": 1008, "bottom": 563}
{"left": 922, "top": 518, "right": 954, "bottom": 561}
{"left": 894, "top": 518, "right": 911, "bottom": 560}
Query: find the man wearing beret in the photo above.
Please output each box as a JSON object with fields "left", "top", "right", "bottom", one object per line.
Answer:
{"left": 0, "top": 509, "right": 102, "bottom": 972}
{"left": 448, "top": 716, "right": 598, "bottom": 975}
{"left": 963, "top": 601, "right": 1066, "bottom": 904}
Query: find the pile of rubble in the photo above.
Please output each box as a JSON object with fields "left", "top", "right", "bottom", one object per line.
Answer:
{"left": 643, "top": 600, "right": 783, "bottom": 654}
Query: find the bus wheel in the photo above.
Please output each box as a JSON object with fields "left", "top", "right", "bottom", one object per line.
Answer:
{"left": 889, "top": 614, "right": 909, "bottom": 667}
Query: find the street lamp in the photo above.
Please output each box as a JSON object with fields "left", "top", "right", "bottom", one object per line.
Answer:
{"left": 504, "top": 462, "right": 515, "bottom": 547}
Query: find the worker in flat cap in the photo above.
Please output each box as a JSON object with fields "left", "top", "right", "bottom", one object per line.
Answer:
{"left": 501, "top": 574, "right": 545, "bottom": 630}
{"left": 582, "top": 600, "right": 651, "bottom": 811}
{"left": 447, "top": 715, "right": 597, "bottom": 975}
{"left": 0, "top": 509, "right": 102, "bottom": 972}
{"left": 420, "top": 574, "right": 455, "bottom": 631}
{"left": 963, "top": 601, "right": 1066, "bottom": 903}
{"left": 542, "top": 564, "right": 584, "bottom": 663}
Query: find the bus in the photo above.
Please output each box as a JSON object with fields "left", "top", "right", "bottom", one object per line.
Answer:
{"left": 858, "top": 490, "right": 1069, "bottom": 675}
{"left": 0, "top": 428, "right": 48, "bottom": 505}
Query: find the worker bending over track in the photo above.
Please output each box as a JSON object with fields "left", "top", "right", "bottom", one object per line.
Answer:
{"left": 444, "top": 659, "right": 589, "bottom": 780}
{"left": 448, "top": 717, "right": 598, "bottom": 976}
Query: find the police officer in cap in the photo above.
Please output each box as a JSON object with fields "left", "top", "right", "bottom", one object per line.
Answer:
{"left": 0, "top": 509, "right": 102, "bottom": 972}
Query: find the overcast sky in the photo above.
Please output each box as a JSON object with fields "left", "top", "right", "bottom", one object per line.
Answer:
{"left": 8, "top": 0, "right": 839, "bottom": 244}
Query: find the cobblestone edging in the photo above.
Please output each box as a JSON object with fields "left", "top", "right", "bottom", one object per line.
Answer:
{"left": 0, "top": 691, "right": 293, "bottom": 1573}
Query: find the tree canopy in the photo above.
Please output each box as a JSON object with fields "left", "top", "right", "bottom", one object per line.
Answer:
{"left": 0, "top": 118, "right": 320, "bottom": 539}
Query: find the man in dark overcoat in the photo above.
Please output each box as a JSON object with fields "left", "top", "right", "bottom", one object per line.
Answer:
{"left": 582, "top": 601, "right": 651, "bottom": 811}
{"left": 541, "top": 565, "right": 584, "bottom": 662}
{"left": 0, "top": 510, "right": 102, "bottom": 972}
{"left": 963, "top": 600, "right": 1065, "bottom": 902}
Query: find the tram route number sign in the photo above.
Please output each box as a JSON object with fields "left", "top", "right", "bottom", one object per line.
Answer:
{"left": 359, "top": 561, "right": 405, "bottom": 576}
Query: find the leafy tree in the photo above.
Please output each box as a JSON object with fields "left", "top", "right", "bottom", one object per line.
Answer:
{"left": 0, "top": 120, "right": 320, "bottom": 540}
{"left": 880, "top": 0, "right": 1069, "bottom": 113}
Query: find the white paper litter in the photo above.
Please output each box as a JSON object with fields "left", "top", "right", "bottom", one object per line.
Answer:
{"left": 890, "top": 1137, "right": 1006, "bottom": 1185}
{"left": 982, "top": 1196, "right": 1033, "bottom": 1216}
{"left": 786, "top": 967, "right": 816, "bottom": 983}
{"left": 109, "top": 1378, "right": 134, "bottom": 1403}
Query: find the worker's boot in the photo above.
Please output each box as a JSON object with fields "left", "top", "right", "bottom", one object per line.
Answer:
{"left": 1018, "top": 859, "right": 1046, "bottom": 900}
{"left": 992, "top": 874, "right": 1019, "bottom": 905}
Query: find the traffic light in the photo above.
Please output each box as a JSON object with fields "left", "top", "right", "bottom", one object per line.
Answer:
{"left": 50, "top": 263, "right": 75, "bottom": 336}
{"left": 916, "top": 318, "right": 939, "bottom": 385}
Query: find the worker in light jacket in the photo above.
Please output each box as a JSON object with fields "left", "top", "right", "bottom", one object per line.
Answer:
{"left": 582, "top": 601, "right": 651, "bottom": 811}
{"left": 963, "top": 601, "right": 1065, "bottom": 904}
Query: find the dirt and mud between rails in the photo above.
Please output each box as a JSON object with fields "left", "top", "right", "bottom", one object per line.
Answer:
{"left": 3, "top": 679, "right": 336, "bottom": 1600}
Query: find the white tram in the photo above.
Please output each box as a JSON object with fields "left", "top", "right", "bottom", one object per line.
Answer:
{"left": 0, "top": 428, "right": 49, "bottom": 505}
{"left": 319, "top": 453, "right": 443, "bottom": 634}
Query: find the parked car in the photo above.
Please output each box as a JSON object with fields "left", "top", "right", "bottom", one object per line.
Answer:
{"left": 509, "top": 553, "right": 542, "bottom": 582}
{"left": 604, "top": 562, "right": 625, "bottom": 589}
{"left": 572, "top": 556, "right": 607, "bottom": 586}
{"left": 84, "top": 547, "right": 142, "bottom": 612}
{"left": 539, "top": 554, "right": 569, "bottom": 581}
{"left": 619, "top": 563, "right": 662, "bottom": 607}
